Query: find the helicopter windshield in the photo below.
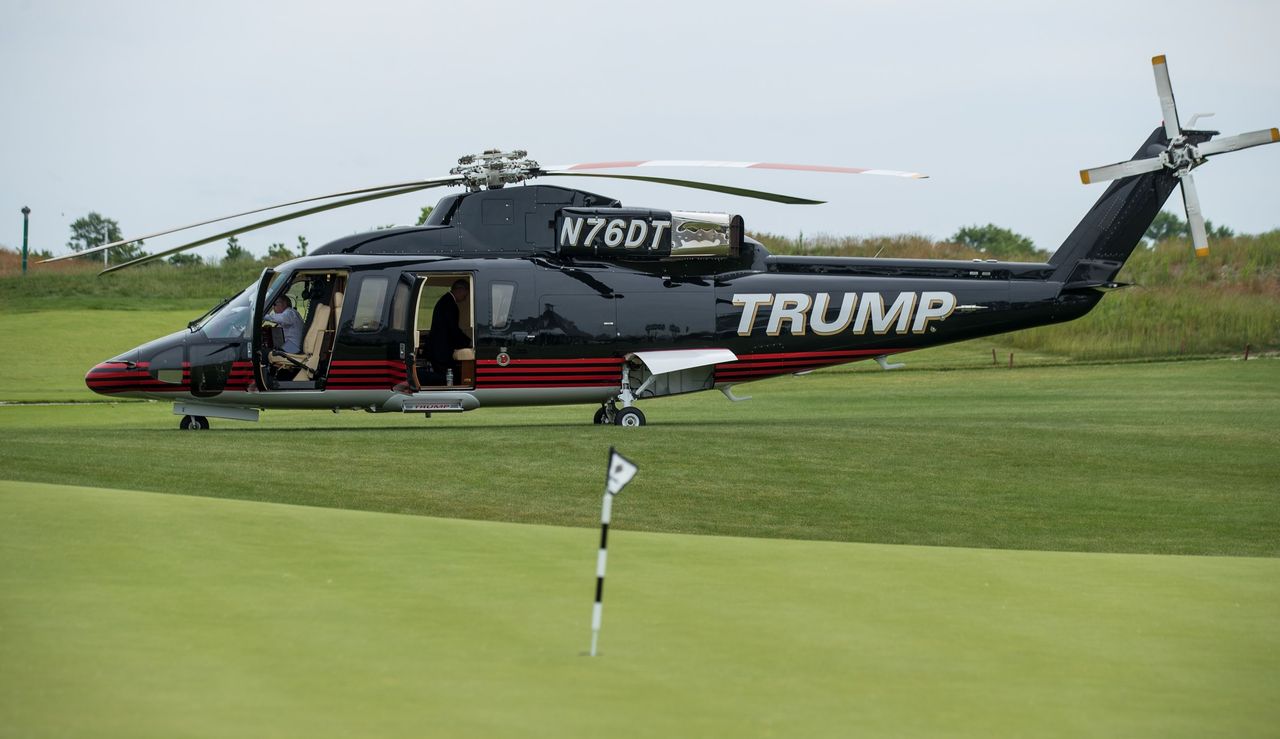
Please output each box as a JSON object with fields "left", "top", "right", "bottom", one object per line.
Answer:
{"left": 193, "top": 281, "right": 258, "bottom": 339}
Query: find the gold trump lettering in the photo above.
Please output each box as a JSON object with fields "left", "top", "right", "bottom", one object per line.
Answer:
{"left": 733, "top": 292, "right": 958, "bottom": 336}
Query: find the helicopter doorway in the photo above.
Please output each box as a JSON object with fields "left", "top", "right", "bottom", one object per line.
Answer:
{"left": 410, "top": 274, "right": 475, "bottom": 389}
{"left": 257, "top": 270, "right": 347, "bottom": 390}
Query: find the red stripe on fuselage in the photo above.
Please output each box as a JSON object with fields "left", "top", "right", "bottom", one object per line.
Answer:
{"left": 476, "top": 366, "right": 618, "bottom": 376}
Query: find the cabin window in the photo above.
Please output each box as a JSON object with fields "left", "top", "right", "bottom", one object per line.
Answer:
{"left": 350, "top": 276, "right": 390, "bottom": 332}
{"left": 491, "top": 282, "right": 516, "bottom": 329}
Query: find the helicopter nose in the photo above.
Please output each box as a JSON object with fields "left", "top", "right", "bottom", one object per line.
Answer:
{"left": 85, "top": 354, "right": 146, "bottom": 396}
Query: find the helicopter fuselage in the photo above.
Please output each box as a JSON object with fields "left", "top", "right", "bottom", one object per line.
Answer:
{"left": 84, "top": 123, "right": 1193, "bottom": 427}
{"left": 84, "top": 242, "right": 1090, "bottom": 424}
{"left": 69, "top": 54, "right": 1278, "bottom": 428}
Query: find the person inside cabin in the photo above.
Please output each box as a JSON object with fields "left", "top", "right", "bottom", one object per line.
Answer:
{"left": 428, "top": 279, "right": 471, "bottom": 383}
{"left": 263, "top": 295, "right": 304, "bottom": 354}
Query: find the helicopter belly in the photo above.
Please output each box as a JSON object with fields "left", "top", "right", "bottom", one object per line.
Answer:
{"left": 470, "top": 387, "right": 618, "bottom": 407}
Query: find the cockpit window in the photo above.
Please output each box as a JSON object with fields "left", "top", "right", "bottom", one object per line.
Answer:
{"left": 194, "top": 282, "right": 258, "bottom": 339}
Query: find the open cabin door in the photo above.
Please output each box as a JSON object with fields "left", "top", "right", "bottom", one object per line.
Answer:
{"left": 251, "top": 268, "right": 276, "bottom": 391}
{"left": 408, "top": 273, "right": 477, "bottom": 389}
{"left": 394, "top": 273, "right": 425, "bottom": 390}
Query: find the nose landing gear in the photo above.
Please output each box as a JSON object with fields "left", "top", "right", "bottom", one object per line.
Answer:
{"left": 179, "top": 415, "right": 210, "bottom": 430}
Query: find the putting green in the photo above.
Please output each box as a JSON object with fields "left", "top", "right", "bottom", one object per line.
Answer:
{"left": 1, "top": 480, "right": 1276, "bottom": 737}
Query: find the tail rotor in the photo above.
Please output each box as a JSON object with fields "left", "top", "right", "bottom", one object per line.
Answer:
{"left": 1079, "top": 54, "right": 1278, "bottom": 257}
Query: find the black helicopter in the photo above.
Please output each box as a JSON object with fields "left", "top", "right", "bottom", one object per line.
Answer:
{"left": 50, "top": 55, "right": 1276, "bottom": 429}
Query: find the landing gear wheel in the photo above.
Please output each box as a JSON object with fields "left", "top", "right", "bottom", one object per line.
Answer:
{"left": 593, "top": 404, "right": 617, "bottom": 425}
{"left": 180, "top": 415, "right": 210, "bottom": 430}
{"left": 614, "top": 407, "right": 646, "bottom": 427}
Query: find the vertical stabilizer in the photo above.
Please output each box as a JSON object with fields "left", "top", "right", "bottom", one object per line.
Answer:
{"left": 1048, "top": 127, "right": 1210, "bottom": 287}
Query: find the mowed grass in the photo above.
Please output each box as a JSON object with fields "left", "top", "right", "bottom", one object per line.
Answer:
{"left": 1, "top": 355, "right": 1277, "bottom": 556}
{"left": 0, "top": 309, "right": 199, "bottom": 402}
{"left": 2, "top": 480, "right": 1277, "bottom": 739}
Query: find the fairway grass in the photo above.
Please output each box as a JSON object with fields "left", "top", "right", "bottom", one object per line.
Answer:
{"left": 2, "top": 357, "right": 1276, "bottom": 557}
{"left": 2, "top": 480, "right": 1276, "bottom": 738}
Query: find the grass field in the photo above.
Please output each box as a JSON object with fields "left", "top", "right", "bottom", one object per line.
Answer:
{"left": 1, "top": 304, "right": 1278, "bottom": 736}
{"left": 2, "top": 480, "right": 1277, "bottom": 738}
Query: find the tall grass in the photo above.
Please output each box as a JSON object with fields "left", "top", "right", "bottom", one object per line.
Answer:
{"left": 753, "top": 231, "right": 998, "bottom": 260}
{"left": 1012, "top": 232, "right": 1280, "bottom": 358}
{"left": 0, "top": 251, "right": 270, "bottom": 311}
{"left": 1114, "top": 230, "right": 1280, "bottom": 288}
{"left": 1007, "top": 287, "right": 1279, "bottom": 359}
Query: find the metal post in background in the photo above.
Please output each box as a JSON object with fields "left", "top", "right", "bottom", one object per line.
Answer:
{"left": 21, "top": 206, "right": 30, "bottom": 275}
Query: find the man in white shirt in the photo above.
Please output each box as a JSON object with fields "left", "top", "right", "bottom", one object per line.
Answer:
{"left": 263, "top": 295, "right": 304, "bottom": 353}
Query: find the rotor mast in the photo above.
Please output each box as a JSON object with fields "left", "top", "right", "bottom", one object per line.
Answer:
{"left": 450, "top": 149, "right": 541, "bottom": 191}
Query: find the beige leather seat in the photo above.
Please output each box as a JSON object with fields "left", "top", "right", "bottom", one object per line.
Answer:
{"left": 270, "top": 291, "right": 343, "bottom": 381}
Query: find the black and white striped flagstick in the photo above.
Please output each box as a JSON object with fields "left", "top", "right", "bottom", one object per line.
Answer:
{"left": 590, "top": 446, "right": 638, "bottom": 657}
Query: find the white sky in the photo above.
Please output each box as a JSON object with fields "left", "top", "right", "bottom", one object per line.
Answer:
{"left": 3, "top": 0, "right": 1278, "bottom": 261}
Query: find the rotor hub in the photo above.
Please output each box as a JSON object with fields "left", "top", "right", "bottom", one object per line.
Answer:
{"left": 450, "top": 149, "right": 540, "bottom": 191}
{"left": 1165, "top": 140, "right": 1199, "bottom": 172}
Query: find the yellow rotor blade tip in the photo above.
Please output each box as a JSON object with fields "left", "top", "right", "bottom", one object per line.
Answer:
{"left": 1152, "top": 54, "right": 1166, "bottom": 65}
{"left": 1195, "top": 247, "right": 1210, "bottom": 258}
{"left": 1079, "top": 170, "right": 1091, "bottom": 185}
{"left": 1271, "top": 128, "right": 1279, "bottom": 142}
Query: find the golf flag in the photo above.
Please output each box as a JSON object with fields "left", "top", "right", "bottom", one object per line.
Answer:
{"left": 606, "top": 448, "right": 638, "bottom": 496}
{"left": 591, "top": 447, "right": 638, "bottom": 657}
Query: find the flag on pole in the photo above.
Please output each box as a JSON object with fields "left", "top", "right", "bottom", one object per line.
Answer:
{"left": 591, "top": 447, "right": 637, "bottom": 657}
{"left": 606, "top": 448, "right": 638, "bottom": 496}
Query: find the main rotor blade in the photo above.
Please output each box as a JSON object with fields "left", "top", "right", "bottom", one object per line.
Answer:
{"left": 1197, "top": 128, "right": 1280, "bottom": 157}
{"left": 99, "top": 181, "right": 449, "bottom": 275}
{"left": 1152, "top": 54, "right": 1182, "bottom": 141}
{"left": 1079, "top": 156, "right": 1166, "bottom": 184}
{"left": 1179, "top": 173, "right": 1209, "bottom": 257}
{"left": 542, "top": 160, "right": 928, "bottom": 179}
{"left": 540, "top": 172, "right": 825, "bottom": 204}
{"left": 43, "top": 175, "right": 462, "bottom": 264}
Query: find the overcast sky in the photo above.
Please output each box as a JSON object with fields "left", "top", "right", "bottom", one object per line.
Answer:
{"left": 3, "top": 0, "right": 1278, "bottom": 262}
